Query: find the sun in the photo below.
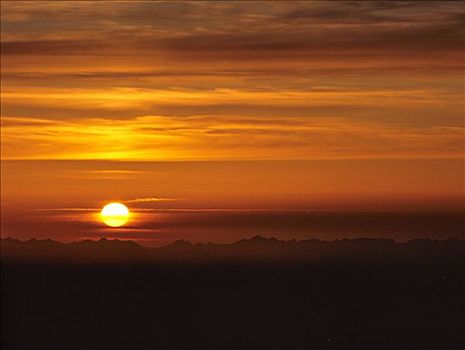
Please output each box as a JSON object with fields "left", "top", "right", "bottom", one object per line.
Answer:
{"left": 100, "top": 202, "right": 130, "bottom": 227}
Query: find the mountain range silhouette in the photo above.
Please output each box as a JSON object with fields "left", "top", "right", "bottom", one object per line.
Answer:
{"left": 2, "top": 235, "right": 464, "bottom": 263}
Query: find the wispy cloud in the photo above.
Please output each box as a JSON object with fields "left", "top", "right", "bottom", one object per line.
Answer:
{"left": 34, "top": 208, "right": 98, "bottom": 212}
{"left": 126, "top": 197, "right": 178, "bottom": 203}
{"left": 2, "top": 115, "right": 463, "bottom": 160}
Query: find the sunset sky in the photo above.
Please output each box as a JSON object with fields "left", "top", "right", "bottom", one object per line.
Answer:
{"left": 1, "top": 1, "right": 464, "bottom": 244}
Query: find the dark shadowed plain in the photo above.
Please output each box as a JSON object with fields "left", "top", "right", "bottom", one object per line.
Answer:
{"left": 2, "top": 237, "right": 465, "bottom": 349}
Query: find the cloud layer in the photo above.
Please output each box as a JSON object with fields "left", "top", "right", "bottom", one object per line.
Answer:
{"left": 1, "top": 1, "right": 464, "bottom": 160}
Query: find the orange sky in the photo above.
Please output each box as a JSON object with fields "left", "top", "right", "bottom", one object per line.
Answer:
{"left": 0, "top": 1, "right": 464, "bottom": 243}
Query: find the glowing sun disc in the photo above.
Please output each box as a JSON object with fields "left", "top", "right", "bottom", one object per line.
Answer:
{"left": 100, "top": 202, "right": 129, "bottom": 227}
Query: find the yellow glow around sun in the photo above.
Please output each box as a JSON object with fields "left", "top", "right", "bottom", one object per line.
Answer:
{"left": 100, "top": 203, "right": 130, "bottom": 227}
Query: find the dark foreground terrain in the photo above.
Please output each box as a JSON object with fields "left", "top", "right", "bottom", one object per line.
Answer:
{"left": 2, "top": 237, "right": 465, "bottom": 349}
